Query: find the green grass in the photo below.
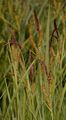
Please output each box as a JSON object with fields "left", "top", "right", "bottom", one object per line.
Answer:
{"left": 0, "top": 0, "right": 66, "bottom": 120}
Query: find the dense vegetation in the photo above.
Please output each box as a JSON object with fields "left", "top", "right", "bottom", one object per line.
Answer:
{"left": 0, "top": 0, "right": 66, "bottom": 120}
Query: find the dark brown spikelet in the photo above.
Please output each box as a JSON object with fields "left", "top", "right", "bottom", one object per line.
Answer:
{"left": 39, "top": 59, "right": 48, "bottom": 77}
{"left": 33, "top": 10, "right": 43, "bottom": 48}
{"left": 9, "top": 38, "right": 22, "bottom": 50}
{"left": 47, "top": 72, "right": 52, "bottom": 85}
{"left": 39, "top": 59, "right": 52, "bottom": 85}
{"left": 50, "top": 18, "right": 59, "bottom": 46}
{"left": 33, "top": 10, "right": 40, "bottom": 32}
{"left": 54, "top": 19, "right": 59, "bottom": 37}
{"left": 8, "top": 30, "right": 22, "bottom": 49}
{"left": 29, "top": 50, "right": 35, "bottom": 83}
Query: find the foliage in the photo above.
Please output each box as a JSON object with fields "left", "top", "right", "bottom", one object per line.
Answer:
{"left": 0, "top": 0, "right": 66, "bottom": 120}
